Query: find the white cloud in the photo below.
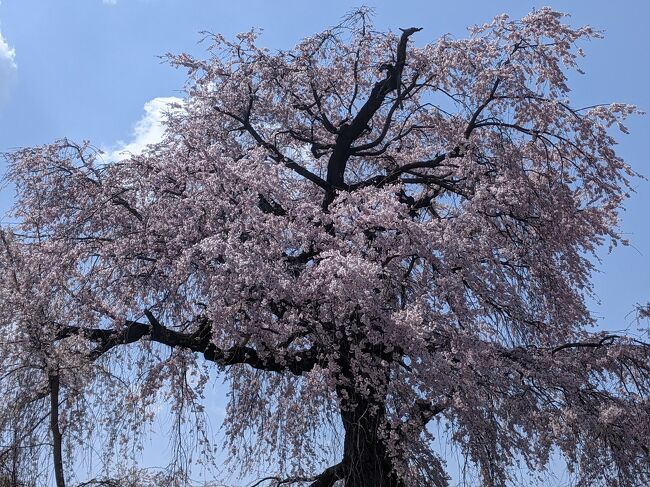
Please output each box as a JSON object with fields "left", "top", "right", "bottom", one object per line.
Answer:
{"left": 105, "top": 96, "right": 183, "bottom": 161}
{"left": 0, "top": 30, "right": 14, "bottom": 68}
{"left": 0, "top": 17, "right": 16, "bottom": 100}
{"left": 102, "top": 0, "right": 118, "bottom": 5}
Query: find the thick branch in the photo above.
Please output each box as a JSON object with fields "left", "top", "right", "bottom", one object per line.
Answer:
{"left": 55, "top": 317, "right": 321, "bottom": 376}
{"left": 48, "top": 373, "right": 65, "bottom": 487}
{"left": 349, "top": 148, "right": 466, "bottom": 193}
{"left": 414, "top": 399, "right": 446, "bottom": 425}
{"left": 215, "top": 107, "right": 331, "bottom": 191}
{"left": 551, "top": 334, "right": 621, "bottom": 354}
{"left": 307, "top": 462, "right": 345, "bottom": 487}
{"left": 246, "top": 462, "right": 344, "bottom": 487}
{"left": 323, "top": 27, "right": 421, "bottom": 208}
{"left": 394, "top": 399, "right": 447, "bottom": 441}
{"left": 464, "top": 78, "right": 500, "bottom": 139}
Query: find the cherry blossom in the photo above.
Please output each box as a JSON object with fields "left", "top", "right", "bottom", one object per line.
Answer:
{"left": 1, "top": 8, "right": 648, "bottom": 487}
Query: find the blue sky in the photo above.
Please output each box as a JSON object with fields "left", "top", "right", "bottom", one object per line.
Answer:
{"left": 0, "top": 0, "right": 648, "bottom": 483}
{"left": 1, "top": 1, "right": 648, "bottom": 327}
{"left": 1, "top": 0, "right": 647, "bottom": 330}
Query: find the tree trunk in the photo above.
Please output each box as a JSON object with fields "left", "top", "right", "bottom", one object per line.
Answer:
{"left": 48, "top": 373, "right": 65, "bottom": 487}
{"left": 340, "top": 399, "right": 402, "bottom": 487}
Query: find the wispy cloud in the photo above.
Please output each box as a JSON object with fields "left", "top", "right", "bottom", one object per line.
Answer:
{"left": 0, "top": 30, "right": 14, "bottom": 69}
{"left": 104, "top": 96, "right": 183, "bottom": 161}
{"left": 102, "top": 0, "right": 118, "bottom": 5}
{"left": 0, "top": 9, "right": 17, "bottom": 100}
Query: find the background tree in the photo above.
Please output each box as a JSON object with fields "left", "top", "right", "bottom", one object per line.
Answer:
{"left": 1, "top": 7, "right": 649, "bottom": 487}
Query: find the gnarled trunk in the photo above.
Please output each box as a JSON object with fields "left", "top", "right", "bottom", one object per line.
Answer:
{"left": 339, "top": 397, "right": 402, "bottom": 487}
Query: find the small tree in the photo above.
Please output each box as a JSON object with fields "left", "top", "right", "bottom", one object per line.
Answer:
{"left": 1, "top": 8, "right": 649, "bottom": 487}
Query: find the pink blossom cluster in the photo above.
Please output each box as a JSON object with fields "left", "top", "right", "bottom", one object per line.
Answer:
{"left": 0, "top": 7, "right": 648, "bottom": 487}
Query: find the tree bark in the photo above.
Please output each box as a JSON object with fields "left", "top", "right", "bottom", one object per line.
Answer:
{"left": 48, "top": 373, "right": 65, "bottom": 487}
{"left": 340, "top": 398, "right": 402, "bottom": 487}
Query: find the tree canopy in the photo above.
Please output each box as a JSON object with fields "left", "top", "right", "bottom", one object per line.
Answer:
{"left": 0, "top": 7, "right": 648, "bottom": 487}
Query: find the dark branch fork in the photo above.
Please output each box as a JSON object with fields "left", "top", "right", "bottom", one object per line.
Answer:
{"left": 217, "top": 27, "right": 474, "bottom": 216}
{"left": 213, "top": 105, "right": 331, "bottom": 192}
{"left": 322, "top": 27, "right": 422, "bottom": 210}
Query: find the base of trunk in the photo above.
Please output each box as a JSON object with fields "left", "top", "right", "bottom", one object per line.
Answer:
{"left": 340, "top": 403, "right": 403, "bottom": 487}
